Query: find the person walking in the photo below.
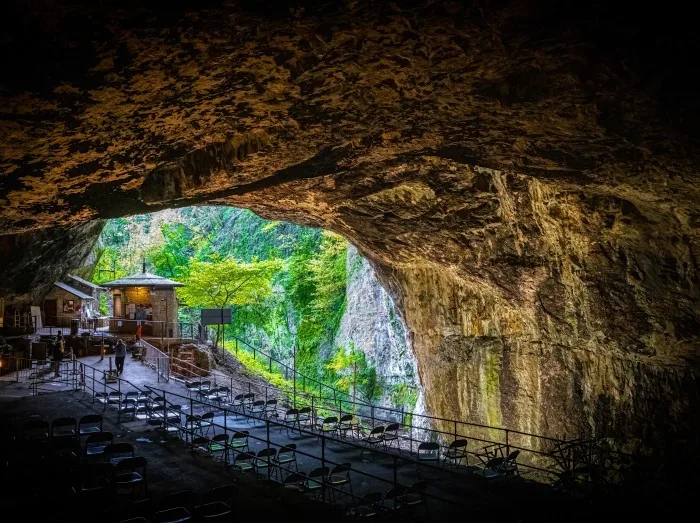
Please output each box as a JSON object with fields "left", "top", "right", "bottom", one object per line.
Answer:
{"left": 114, "top": 338, "right": 127, "bottom": 375}
{"left": 53, "top": 330, "right": 65, "bottom": 377}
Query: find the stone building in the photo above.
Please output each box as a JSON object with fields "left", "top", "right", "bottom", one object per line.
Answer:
{"left": 43, "top": 280, "right": 102, "bottom": 328}
{"left": 102, "top": 269, "right": 183, "bottom": 338}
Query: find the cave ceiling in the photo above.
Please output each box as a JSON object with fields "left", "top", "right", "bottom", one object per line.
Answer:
{"left": 0, "top": 0, "right": 698, "bottom": 340}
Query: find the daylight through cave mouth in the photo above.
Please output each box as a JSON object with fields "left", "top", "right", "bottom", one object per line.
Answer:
{"left": 87, "top": 206, "right": 423, "bottom": 415}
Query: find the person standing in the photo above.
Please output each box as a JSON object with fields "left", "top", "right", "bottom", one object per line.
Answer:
{"left": 53, "top": 330, "right": 65, "bottom": 377}
{"left": 135, "top": 323, "right": 143, "bottom": 345}
{"left": 114, "top": 338, "right": 127, "bottom": 375}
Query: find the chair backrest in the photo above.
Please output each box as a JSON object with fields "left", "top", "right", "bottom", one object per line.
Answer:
{"left": 192, "top": 437, "right": 209, "bottom": 448}
{"left": 252, "top": 400, "right": 265, "bottom": 407}
{"left": 340, "top": 414, "right": 354, "bottom": 422}
{"left": 79, "top": 462, "right": 114, "bottom": 485}
{"left": 384, "top": 485, "right": 406, "bottom": 500}
{"left": 51, "top": 417, "right": 77, "bottom": 437}
{"left": 266, "top": 399, "right": 277, "bottom": 406}
{"left": 257, "top": 448, "right": 276, "bottom": 459}
{"left": 86, "top": 431, "right": 113, "bottom": 445}
{"left": 450, "top": 439, "right": 468, "bottom": 449}
{"left": 203, "top": 483, "right": 238, "bottom": 505}
{"left": 243, "top": 393, "right": 254, "bottom": 401}
{"left": 385, "top": 423, "right": 400, "bottom": 433}
{"left": 298, "top": 406, "right": 311, "bottom": 415}
{"left": 233, "top": 394, "right": 244, "bottom": 401}
{"left": 283, "top": 472, "right": 306, "bottom": 485}
{"left": 284, "top": 409, "right": 299, "bottom": 419}
{"left": 369, "top": 426, "right": 385, "bottom": 436}
{"left": 106, "top": 442, "right": 134, "bottom": 457}
{"left": 236, "top": 451, "right": 255, "bottom": 462}
{"left": 79, "top": 414, "right": 103, "bottom": 427}
{"left": 308, "top": 466, "right": 329, "bottom": 479}
{"left": 185, "top": 414, "right": 200, "bottom": 426}
{"left": 485, "top": 456, "right": 505, "bottom": 470}
{"left": 417, "top": 441, "right": 440, "bottom": 459}
{"left": 278, "top": 443, "right": 297, "bottom": 457}
{"left": 212, "top": 433, "right": 228, "bottom": 443}
{"left": 115, "top": 456, "right": 147, "bottom": 472}
{"left": 331, "top": 462, "right": 351, "bottom": 475}
{"left": 323, "top": 416, "right": 338, "bottom": 425}
{"left": 231, "top": 431, "right": 248, "bottom": 441}
{"left": 506, "top": 450, "right": 520, "bottom": 462}
{"left": 160, "top": 489, "right": 196, "bottom": 512}
{"left": 199, "top": 412, "right": 213, "bottom": 423}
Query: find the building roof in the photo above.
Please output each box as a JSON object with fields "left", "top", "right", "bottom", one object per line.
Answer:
{"left": 66, "top": 274, "right": 106, "bottom": 290}
{"left": 101, "top": 272, "right": 184, "bottom": 289}
{"left": 53, "top": 281, "right": 95, "bottom": 300}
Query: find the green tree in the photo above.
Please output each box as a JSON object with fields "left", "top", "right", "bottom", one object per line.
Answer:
{"left": 93, "top": 245, "right": 129, "bottom": 284}
{"left": 178, "top": 257, "right": 283, "bottom": 349}
{"left": 326, "top": 342, "right": 379, "bottom": 409}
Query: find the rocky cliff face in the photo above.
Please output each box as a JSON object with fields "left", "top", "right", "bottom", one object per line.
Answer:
{"left": 334, "top": 245, "right": 424, "bottom": 413}
{"left": 1, "top": 1, "right": 698, "bottom": 456}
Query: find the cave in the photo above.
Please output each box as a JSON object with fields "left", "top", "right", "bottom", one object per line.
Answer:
{"left": 1, "top": 0, "right": 699, "bottom": 515}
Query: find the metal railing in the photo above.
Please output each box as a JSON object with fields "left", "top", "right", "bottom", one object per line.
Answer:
{"left": 226, "top": 334, "right": 363, "bottom": 405}
{"left": 36, "top": 317, "right": 200, "bottom": 342}
{"left": 178, "top": 363, "right": 642, "bottom": 487}
{"left": 145, "top": 385, "right": 463, "bottom": 514}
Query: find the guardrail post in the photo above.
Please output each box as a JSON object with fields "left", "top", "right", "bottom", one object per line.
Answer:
{"left": 505, "top": 429, "right": 510, "bottom": 456}
{"left": 371, "top": 405, "right": 375, "bottom": 427}
{"left": 393, "top": 455, "right": 398, "bottom": 508}
{"left": 454, "top": 420, "right": 457, "bottom": 442}
{"left": 401, "top": 407, "right": 405, "bottom": 428}
{"left": 268, "top": 356, "right": 272, "bottom": 373}
{"left": 235, "top": 339, "right": 238, "bottom": 356}
{"left": 266, "top": 420, "right": 271, "bottom": 481}
{"left": 410, "top": 423, "right": 413, "bottom": 455}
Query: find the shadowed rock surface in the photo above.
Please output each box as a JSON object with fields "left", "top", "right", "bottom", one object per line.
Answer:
{"left": 1, "top": 0, "right": 699, "bottom": 462}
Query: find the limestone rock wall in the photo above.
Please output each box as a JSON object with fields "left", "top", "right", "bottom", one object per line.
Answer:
{"left": 334, "top": 245, "right": 424, "bottom": 414}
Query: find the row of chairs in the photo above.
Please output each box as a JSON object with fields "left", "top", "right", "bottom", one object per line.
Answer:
{"left": 22, "top": 415, "right": 103, "bottom": 441}
{"left": 117, "top": 483, "right": 238, "bottom": 523}
{"left": 347, "top": 481, "right": 428, "bottom": 517}
{"left": 281, "top": 463, "right": 353, "bottom": 502}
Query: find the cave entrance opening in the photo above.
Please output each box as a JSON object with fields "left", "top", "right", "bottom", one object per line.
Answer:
{"left": 89, "top": 205, "right": 422, "bottom": 419}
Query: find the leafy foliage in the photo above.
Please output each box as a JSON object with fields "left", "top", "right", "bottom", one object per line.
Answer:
{"left": 326, "top": 342, "right": 380, "bottom": 405}
{"left": 93, "top": 207, "right": 348, "bottom": 383}
{"left": 179, "top": 258, "right": 283, "bottom": 309}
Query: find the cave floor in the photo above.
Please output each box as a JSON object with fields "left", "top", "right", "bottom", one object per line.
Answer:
{"left": 0, "top": 354, "right": 685, "bottom": 522}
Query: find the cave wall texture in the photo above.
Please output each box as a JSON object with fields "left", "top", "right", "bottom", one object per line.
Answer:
{"left": 1, "top": 0, "right": 698, "bottom": 455}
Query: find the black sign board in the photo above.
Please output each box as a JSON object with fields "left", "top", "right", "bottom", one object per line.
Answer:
{"left": 201, "top": 308, "right": 232, "bottom": 326}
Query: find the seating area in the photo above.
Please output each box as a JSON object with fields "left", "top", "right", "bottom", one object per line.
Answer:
{"left": 0, "top": 356, "right": 548, "bottom": 523}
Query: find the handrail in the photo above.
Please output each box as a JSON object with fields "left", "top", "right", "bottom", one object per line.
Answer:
{"left": 227, "top": 334, "right": 365, "bottom": 403}
{"left": 146, "top": 385, "right": 463, "bottom": 510}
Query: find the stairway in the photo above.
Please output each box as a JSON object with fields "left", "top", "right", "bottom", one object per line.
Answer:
{"left": 171, "top": 349, "right": 206, "bottom": 379}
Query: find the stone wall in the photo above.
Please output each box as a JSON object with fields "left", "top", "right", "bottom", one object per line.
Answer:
{"left": 333, "top": 245, "right": 424, "bottom": 416}
{"left": 42, "top": 287, "right": 89, "bottom": 326}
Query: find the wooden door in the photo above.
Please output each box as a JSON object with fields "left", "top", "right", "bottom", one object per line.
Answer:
{"left": 44, "top": 299, "right": 57, "bottom": 326}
